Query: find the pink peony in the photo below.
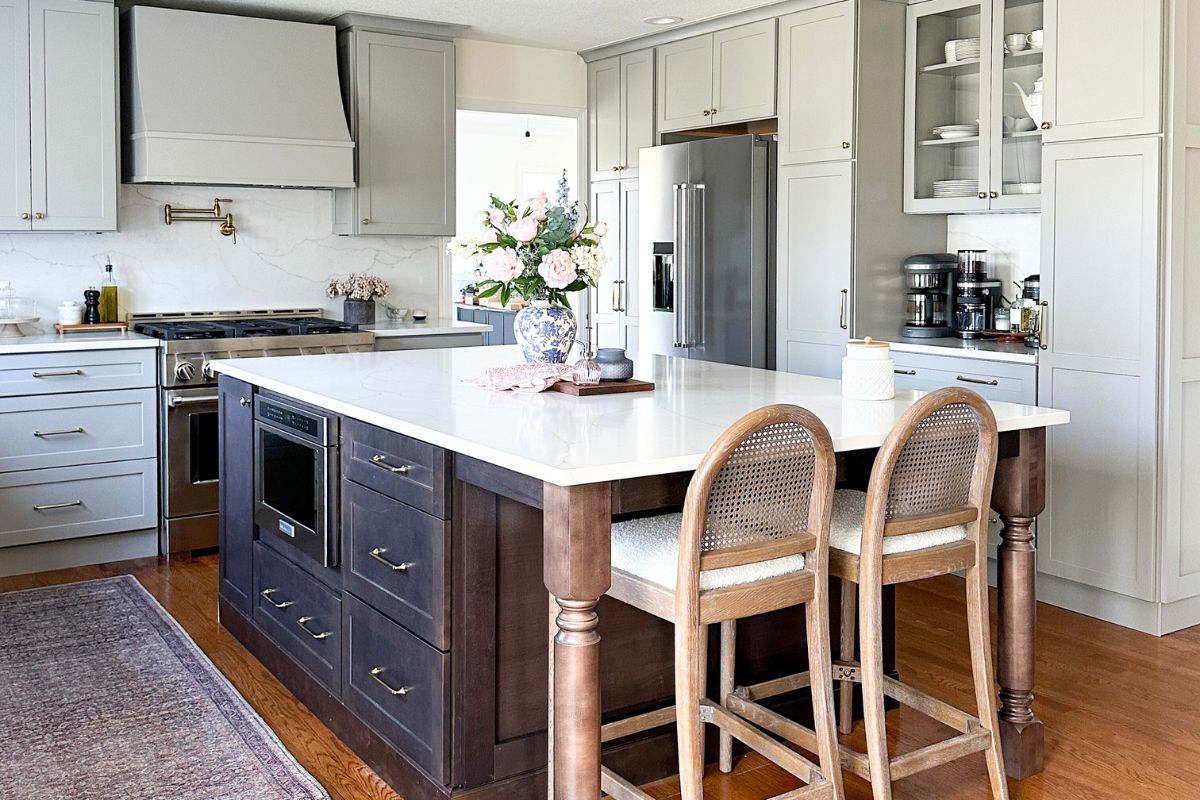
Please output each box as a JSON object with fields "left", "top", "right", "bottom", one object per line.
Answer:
{"left": 483, "top": 247, "right": 523, "bottom": 282}
{"left": 532, "top": 191, "right": 549, "bottom": 206}
{"left": 528, "top": 192, "right": 549, "bottom": 221}
{"left": 538, "top": 249, "right": 577, "bottom": 289}
{"left": 487, "top": 209, "right": 506, "bottom": 226}
{"left": 594, "top": 221, "right": 609, "bottom": 237}
{"left": 509, "top": 215, "right": 540, "bottom": 243}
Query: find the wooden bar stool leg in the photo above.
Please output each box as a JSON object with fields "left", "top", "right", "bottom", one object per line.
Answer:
{"left": 676, "top": 621, "right": 709, "bottom": 800}
{"left": 965, "top": 563, "right": 1012, "bottom": 800}
{"left": 807, "top": 573, "right": 845, "bottom": 799}
{"left": 719, "top": 620, "right": 737, "bottom": 773}
{"left": 859, "top": 579, "right": 894, "bottom": 800}
{"left": 838, "top": 578, "right": 858, "bottom": 736}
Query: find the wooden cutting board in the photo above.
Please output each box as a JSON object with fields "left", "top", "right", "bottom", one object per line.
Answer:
{"left": 548, "top": 379, "right": 655, "bottom": 396}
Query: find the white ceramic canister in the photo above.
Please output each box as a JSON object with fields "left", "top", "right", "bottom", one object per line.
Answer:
{"left": 841, "top": 337, "right": 895, "bottom": 401}
{"left": 57, "top": 300, "right": 83, "bottom": 326}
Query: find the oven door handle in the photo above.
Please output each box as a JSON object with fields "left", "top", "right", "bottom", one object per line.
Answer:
{"left": 167, "top": 393, "right": 218, "bottom": 408}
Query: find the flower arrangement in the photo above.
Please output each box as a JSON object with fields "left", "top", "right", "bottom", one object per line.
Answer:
{"left": 326, "top": 273, "right": 389, "bottom": 301}
{"left": 447, "top": 190, "right": 608, "bottom": 308}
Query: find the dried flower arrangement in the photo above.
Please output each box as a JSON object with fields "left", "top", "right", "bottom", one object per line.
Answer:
{"left": 326, "top": 273, "right": 389, "bottom": 301}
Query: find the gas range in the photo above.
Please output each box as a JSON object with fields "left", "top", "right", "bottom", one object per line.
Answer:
{"left": 131, "top": 309, "right": 374, "bottom": 388}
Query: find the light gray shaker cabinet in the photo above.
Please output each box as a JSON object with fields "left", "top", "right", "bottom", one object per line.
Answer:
{"left": 656, "top": 19, "right": 776, "bottom": 133}
{"left": 334, "top": 28, "right": 455, "bottom": 236}
{"left": 0, "top": 0, "right": 117, "bottom": 232}
{"left": 777, "top": 1, "right": 855, "bottom": 165}
{"left": 588, "top": 49, "right": 654, "bottom": 182}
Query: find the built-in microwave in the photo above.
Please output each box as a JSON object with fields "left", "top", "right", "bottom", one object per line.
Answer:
{"left": 253, "top": 394, "right": 340, "bottom": 567}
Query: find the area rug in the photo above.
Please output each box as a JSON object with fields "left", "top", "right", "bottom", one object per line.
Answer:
{"left": 0, "top": 576, "right": 330, "bottom": 800}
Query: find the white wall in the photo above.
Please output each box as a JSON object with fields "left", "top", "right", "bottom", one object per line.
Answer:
{"left": 0, "top": 186, "right": 441, "bottom": 327}
{"left": 457, "top": 39, "right": 587, "bottom": 113}
{"left": 946, "top": 212, "right": 1042, "bottom": 298}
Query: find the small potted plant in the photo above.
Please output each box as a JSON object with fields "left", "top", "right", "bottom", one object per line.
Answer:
{"left": 326, "top": 273, "right": 388, "bottom": 326}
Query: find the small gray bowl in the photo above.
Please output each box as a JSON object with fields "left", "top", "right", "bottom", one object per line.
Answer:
{"left": 595, "top": 348, "right": 634, "bottom": 381}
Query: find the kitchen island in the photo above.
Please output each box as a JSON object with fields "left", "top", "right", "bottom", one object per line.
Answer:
{"left": 211, "top": 346, "right": 1067, "bottom": 798}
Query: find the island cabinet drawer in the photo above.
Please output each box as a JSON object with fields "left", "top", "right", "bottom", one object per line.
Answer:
{"left": 343, "top": 593, "right": 449, "bottom": 784}
{"left": 0, "top": 459, "right": 157, "bottom": 549}
{"left": 0, "top": 350, "right": 156, "bottom": 397}
{"left": 342, "top": 480, "right": 449, "bottom": 650}
{"left": 343, "top": 419, "right": 449, "bottom": 518}
{"left": 253, "top": 542, "right": 342, "bottom": 694}
{"left": 0, "top": 388, "right": 156, "bottom": 473}
{"left": 891, "top": 352, "right": 1037, "bottom": 406}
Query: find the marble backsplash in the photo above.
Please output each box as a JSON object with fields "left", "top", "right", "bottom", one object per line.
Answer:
{"left": 0, "top": 185, "right": 443, "bottom": 330}
{"left": 947, "top": 212, "right": 1041, "bottom": 301}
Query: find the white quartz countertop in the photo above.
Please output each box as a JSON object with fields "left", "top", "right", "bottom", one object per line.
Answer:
{"left": 210, "top": 346, "right": 1068, "bottom": 487}
{"left": 886, "top": 336, "right": 1038, "bottom": 365}
{"left": 366, "top": 318, "right": 491, "bottom": 338}
{"left": 0, "top": 330, "right": 160, "bottom": 355}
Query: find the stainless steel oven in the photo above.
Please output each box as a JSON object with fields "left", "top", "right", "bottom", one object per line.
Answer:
{"left": 253, "top": 394, "right": 340, "bottom": 567}
{"left": 162, "top": 387, "right": 221, "bottom": 553}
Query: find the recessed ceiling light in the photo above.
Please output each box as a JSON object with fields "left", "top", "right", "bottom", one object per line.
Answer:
{"left": 643, "top": 15, "right": 683, "bottom": 25}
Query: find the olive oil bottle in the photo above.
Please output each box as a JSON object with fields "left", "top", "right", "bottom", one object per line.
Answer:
{"left": 99, "top": 260, "right": 119, "bottom": 324}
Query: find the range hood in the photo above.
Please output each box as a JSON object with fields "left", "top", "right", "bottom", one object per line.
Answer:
{"left": 121, "top": 7, "right": 355, "bottom": 188}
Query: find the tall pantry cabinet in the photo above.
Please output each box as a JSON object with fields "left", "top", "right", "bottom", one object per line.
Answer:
{"left": 1, "top": 0, "right": 117, "bottom": 232}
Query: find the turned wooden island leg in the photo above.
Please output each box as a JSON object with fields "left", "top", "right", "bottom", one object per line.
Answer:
{"left": 544, "top": 482, "right": 612, "bottom": 799}
{"left": 991, "top": 427, "right": 1047, "bottom": 780}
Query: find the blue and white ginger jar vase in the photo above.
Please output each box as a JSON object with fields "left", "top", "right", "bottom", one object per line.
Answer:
{"left": 514, "top": 302, "right": 577, "bottom": 364}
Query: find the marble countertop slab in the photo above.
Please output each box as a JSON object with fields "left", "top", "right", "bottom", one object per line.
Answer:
{"left": 366, "top": 318, "right": 491, "bottom": 338}
{"left": 0, "top": 330, "right": 161, "bottom": 355}
{"left": 887, "top": 335, "right": 1039, "bottom": 365}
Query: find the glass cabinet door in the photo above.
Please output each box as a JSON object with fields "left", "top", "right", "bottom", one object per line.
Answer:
{"left": 990, "top": 0, "right": 1043, "bottom": 210}
{"left": 905, "top": 0, "right": 993, "bottom": 213}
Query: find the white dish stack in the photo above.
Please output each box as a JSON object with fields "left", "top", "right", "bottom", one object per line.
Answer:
{"left": 944, "top": 37, "right": 981, "bottom": 63}
{"left": 933, "top": 123, "right": 980, "bottom": 140}
{"left": 932, "top": 179, "right": 980, "bottom": 198}
{"left": 841, "top": 337, "right": 896, "bottom": 401}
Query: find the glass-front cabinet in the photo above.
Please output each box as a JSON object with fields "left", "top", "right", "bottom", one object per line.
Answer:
{"left": 904, "top": 0, "right": 1044, "bottom": 213}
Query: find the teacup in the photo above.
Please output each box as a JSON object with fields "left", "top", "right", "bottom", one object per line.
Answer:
{"left": 1027, "top": 29, "right": 1044, "bottom": 49}
{"left": 1005, "top": 33, "right": 1029, "bottom": 52}
{"left": 1013, "top": 116, "right": 1037, "bottom": 132}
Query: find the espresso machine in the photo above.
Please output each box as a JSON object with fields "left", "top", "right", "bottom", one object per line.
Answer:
{"left": 900, "top": 253, "right": 957, "bottom": 338}
{"left": 953, "top": 249, "right": 1003, "bottom": 339}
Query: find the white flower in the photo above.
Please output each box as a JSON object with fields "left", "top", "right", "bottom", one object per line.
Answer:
{"left": 594, "top": 221, "right": 609, "bottom": 237}
{"left": 569, "top": 244, "right": 609, "bottom": 285}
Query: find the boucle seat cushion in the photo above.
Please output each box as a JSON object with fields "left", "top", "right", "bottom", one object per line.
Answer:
{"left": 611, "top": 512, "right": 807, "bottom": 590}
{"left": 831, "top": 490, "right": 968, "bottom": 556}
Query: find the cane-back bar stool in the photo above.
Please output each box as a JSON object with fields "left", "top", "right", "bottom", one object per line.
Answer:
{"left": 724, "top": 388, "right": 1009, "bottom": 800}
{"left": 584, "top": 404, "right": 844, "bottom": 800}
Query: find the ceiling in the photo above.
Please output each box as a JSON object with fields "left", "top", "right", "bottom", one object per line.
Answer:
{"left": 124, "top": 0, "right": 783, "bottom": 51}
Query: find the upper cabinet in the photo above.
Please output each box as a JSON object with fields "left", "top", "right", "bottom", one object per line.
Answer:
{"left": 1, "top": 0, "right": 116, "bottom": 233}
{"left": 588, "top": 49, "right": 654, "bottom": 182}
{"left": 778, "top": 1, "right": 856, "bottom": 165}
{"left": 1041, "top": 0, "right": 1162, "bottom": 142}
{"left": 904, "top": 0, "right": 1043, "bottom": 214}
{"left": 334, "top": 26, "right": 455, "bottom": 236}
{"left": 656, "top": 19, "right": 777, "bottom": 133}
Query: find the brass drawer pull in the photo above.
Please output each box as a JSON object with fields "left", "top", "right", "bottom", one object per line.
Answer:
{"left": 32, "top": 369, "right": 83, "bottom": 378}
{"left": 956, "top": 375, "right": 999, "bottom": 387}
{"left": 894, "top": 369, "right": 916, "bottom": 376}
{"left": 259, "top": 588, "right": 294, "bottom": 609}
{"left": 296, "top": 616, "right": 332, "bottom": 639}
{"left": 32, "top": 500, "right": 83, "bottom": 511}
{"left": 33, "top": 427, "right": 85, "bottom": 437}
{"left": 370, "top": 454, "right": 411, "bottom": 474}
{"left": 369, "top": 666, "right": 413, "bottom": 696}
{"left": 369, "top": 547, "right": 414, "bottom": 572}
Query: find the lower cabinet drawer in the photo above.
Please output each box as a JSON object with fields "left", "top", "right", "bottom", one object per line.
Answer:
{"left": 891, "top": 352, "right": 1037, "bottom": 406}
{"left": 343, "top": 593, "right": 449, "bottom": 784}
{"left": 0, "top": 348, "right": 156, "bottom": 397}
{"left": 0, "top": 458, "right": 157, "bottom": 549}
{"left": 0, "top": 388, "right": 156, "bottom": 473}
{"left": 343, "top": 480, "right": 449, "bottom": 650}
{"left": 254, "top": 542, "right": 342, "bottom": 693}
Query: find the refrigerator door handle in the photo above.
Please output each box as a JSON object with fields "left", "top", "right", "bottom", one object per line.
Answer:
{"left": 688, "top": 184, "right": 705, "bottom": 348}
{"left": 672, "top": 183, "right": 688, "bottom": 348}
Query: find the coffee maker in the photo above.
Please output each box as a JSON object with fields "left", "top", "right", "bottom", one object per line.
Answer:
{"left": 900, "top": 254, "right": 957, "bottom": 339}
{"left": 953, "top": 250, "right": 1003, "bottom": 339}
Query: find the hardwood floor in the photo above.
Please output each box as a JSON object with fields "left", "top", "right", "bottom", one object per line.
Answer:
{"left": 3, "top": 554, "right": 1199, "bottom": 799}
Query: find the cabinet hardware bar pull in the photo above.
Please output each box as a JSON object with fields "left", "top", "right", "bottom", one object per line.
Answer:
{"left": 32, "top": 500, "right": 83, "bottom": 511}
{"left": 33, "top": 427, "right": 84, "bottom": 437}
{"left": 370, "top": 454, "right": 411, "bottom": 474}
{"left": 894, "top": 369, "right": 916, "bottom": 376}
{"left": 369, "top": 547, "right": 414, "bottom": 572}
{"left": 369, "top": 666, "right": 413, "bottom": 696}
{"left": 1038, "top": 300, "right": 1049, "bottom": 350}
{"left": 259, "top": 588, "right": 294, "bottom": 609}
{"left": 296, "top": 616, "right": 332, "bottom": 639}
{"left": 838, "top": 289, "right": 849, "bottom": 330}
{"left": 618, "top": 279, "right": 626, "bottom": 313}
{"left": 32, "top": 369, "right": 83, "bottom": 378}
{"left": 956, "top": 375, "right": 999, "bottom": 387}
{"left": 612, "top": 280, "right": 621, "bottom": 312}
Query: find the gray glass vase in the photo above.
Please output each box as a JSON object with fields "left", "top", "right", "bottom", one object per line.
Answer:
{"left": 595, "top": 348, "right": 634, "bottom": 381}
{"left": 343, "top": 297, "right": 376, "bottom": 326}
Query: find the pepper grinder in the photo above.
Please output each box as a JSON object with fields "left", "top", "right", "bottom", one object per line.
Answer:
{"left": 83, "top": 287, "right": 101, "bottom": 325}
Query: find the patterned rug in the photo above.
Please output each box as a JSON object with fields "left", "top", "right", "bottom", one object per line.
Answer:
{"left": 0, "top": 576, "right": 329, "bottom": 800}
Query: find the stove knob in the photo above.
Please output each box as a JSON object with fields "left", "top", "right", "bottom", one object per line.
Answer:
{"left": 174, "top": 361, "right": 196, "bottom": 382}
{"left": 202, "top": 361, "right": 214, "bottom": 379}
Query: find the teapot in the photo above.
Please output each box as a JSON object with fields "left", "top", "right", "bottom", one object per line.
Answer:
{"left": 1013, "top": 76, "right": 1044, "bottom": 127}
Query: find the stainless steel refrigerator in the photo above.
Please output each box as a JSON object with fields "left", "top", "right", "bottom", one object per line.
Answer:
{"left": 639, "top": 135, "right": 775, "bottom": 369}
